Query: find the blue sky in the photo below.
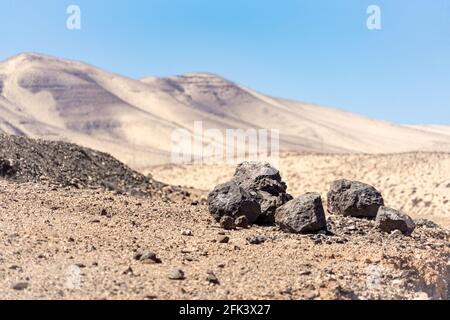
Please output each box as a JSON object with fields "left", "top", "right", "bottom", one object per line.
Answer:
{"left": 1, "top": 0, "right": 449, "bottom": 124}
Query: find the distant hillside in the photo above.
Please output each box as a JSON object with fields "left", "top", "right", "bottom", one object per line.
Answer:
{"left": 0, "top": 53, "right": 449, "bottom": 169}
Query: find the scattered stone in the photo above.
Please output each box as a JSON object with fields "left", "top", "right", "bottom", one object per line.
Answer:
{"left": 233, "top": 162, "right": 293, "bottom": 224}
{"left": 247, "top": 235, "right": 267, "bottom": 245}
{"left": 123, "top": 267, "right": 134, "bottom": 275}
{"left": 208, "top": 181, "right": 261, "bottom": 224}
{"left": 220, "top": 216, "right": 236, "bottom": 230}
{"left": 375, "top": 207, "right": 416, "bottom": 236}
{"left": 169, "top": 268, "right": 185, "bottom": 280}
{"left": 206, "top": 270, "right": 220, "bottom": 285}
{"left": 280, "top": 287, "right": 293, "bottom": 295}
{"left": 9, "top": 265, "right": 22, "bottom": 271}
{"left": 218, "top": 236, "right": 230, "bottom": 244}
{"left": 12, "top": 282, "right": 29, "bottom": 291}
{"left": 327, "top": 179, "right": 384, "bottom": 218}
{"left": 415, "top": 219, "right": 439, "bottom": 229}
{"left": 135, "top": 251, "right": 162, "bottom": 264}
{"left": 275, "top": 193, "right": 327, "bottom": 234}
{"left": 181, "top": 229, "right": 193, "bottom": 236}
{"left": 235, "top": 216, "right": 249, "bottom": 229}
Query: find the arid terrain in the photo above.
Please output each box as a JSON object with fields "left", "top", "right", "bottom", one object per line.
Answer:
{"left": 0, "top": 53, "right": 449, "bottom": 300}
{"left": 1, "top": 179, "right": 449, "bottom": 300}
{"left": 0, "top": 135, "right": 449, "bottom": 300}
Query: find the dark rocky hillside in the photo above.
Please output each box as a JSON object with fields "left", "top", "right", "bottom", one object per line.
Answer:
{"left": 0, "top": 133, "right": 186, "bottom": 199}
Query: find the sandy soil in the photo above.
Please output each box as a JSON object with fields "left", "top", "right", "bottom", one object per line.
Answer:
{"left": 0, "top": 180, "right": 449, "bottom": 300}
{"left": 150, "top": 152, "right": 450, "bottom": 228}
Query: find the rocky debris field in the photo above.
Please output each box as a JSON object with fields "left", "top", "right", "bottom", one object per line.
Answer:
{"left": 0, "top": 134, "right": 190, "bottom": 201}
{"left": 207, "top": 162, "right": 417, "bottom": 237}
{"left": 151, "top": 152, "right": 450, "bottom": 228}
{"left": 0, "top": 179, "right": 448, "bottom": 300}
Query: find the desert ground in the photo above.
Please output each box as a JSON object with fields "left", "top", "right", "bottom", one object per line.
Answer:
{"left": 0, "top": 179, "right": 449, "bottom": 300}
{"left": 0, "top": 134, "right": 449, "bottom": 300}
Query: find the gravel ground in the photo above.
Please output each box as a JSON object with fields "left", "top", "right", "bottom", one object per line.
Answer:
{"left": 0, "top": 180, "right": 448, "bottom": 300}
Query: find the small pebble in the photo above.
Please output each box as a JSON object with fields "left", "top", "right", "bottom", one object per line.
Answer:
{"left": 220, "top": 216, "right": 236, "bottom": 230}
{"left": 247, "top": 235, "right": 266, "bottom": 245}
{"left": 169, "top": 269, "right": 185, "bottom": 280}
{"left": 12, "top": 282, "right": 29, "bottom": 291}
{"left": 136, "top": 251, "right": 162, "bottom": 264}
{"left": 218, "top": 236, "right": 230, "bottom": 244}
{"left": 181, "top": 229, "right": 193, "bottom": 236}
{"left": 206, "top": 270, "right": 220, "bottom": 285}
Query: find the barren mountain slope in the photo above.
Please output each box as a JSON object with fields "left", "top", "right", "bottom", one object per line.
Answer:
{"left": 408, "top": 125, "right": 450, "bottom": 137}
{"left": 1, "top": 53, "right": 449, "bottom": 169}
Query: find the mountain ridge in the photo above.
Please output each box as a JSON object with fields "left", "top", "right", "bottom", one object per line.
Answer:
{"left": 1, "top": 53, "right": 449, "bottom": 169}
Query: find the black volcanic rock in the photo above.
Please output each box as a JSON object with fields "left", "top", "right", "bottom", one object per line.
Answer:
{"left": 233, "top": 162, "right": 293, "bottom": 224}
{"left": 208, "top": 180, "right": 261, "bottom": 224}
{"left": 275, "top": 193, "right": 327, "bottom": 234}
{"left": 375, "top": 206, "right": 416, "bottom": 236}
{"left": 327, "top": 179, "right": 384, "bottom": 218}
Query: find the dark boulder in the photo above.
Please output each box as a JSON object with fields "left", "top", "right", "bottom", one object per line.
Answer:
{"left": 275, "top": 193, "right": 327, "bottom": 234}
{"left": 208, "top": 181, "right": 261, "bottom": 224}
{"left": 327, "top": 179, "right": 384, "bottom": 218}
{"left": 375, "top": 207, "right": 416, "bottom": 236}
{"left": 233, "top": 162, "right": 293, "bottom": 224}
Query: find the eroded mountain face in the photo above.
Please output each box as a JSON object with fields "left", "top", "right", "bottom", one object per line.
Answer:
{"left": 158, "top": 73, "right": 255, "bottom": 114}
{"left": 1, "top": 53, "right": 450, "bottom": 169}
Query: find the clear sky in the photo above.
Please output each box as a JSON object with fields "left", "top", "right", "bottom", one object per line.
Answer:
{"left": 1, "top": 0, "right": 449, "bottom": 124}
